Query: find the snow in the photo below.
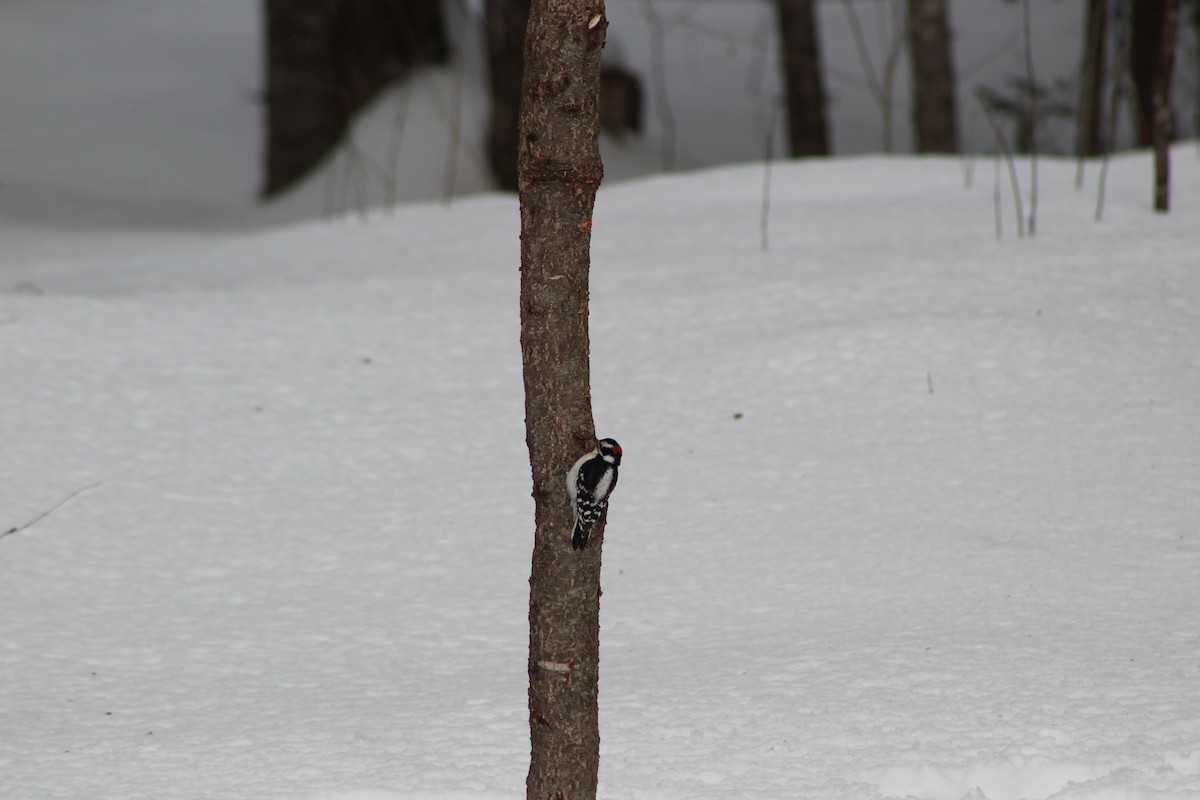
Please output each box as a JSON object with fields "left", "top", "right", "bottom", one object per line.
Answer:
{"left": 3, "top": 147, "right": 1199, "bottom": 799}
{"left": 3, "top": 2, "right": 1200, "bottom": 798}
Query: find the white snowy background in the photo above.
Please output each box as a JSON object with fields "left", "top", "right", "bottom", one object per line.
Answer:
{"left": 2, "top": 2, "right": 1199, "bottom": 800}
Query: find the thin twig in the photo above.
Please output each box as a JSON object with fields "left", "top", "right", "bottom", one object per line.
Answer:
{"left": 442, "top": 33, "right": 466, "bottom": 206}
{"left": 878, "top": 1, "right": 906, "bottom": 153}
{"left": 992, "top": 152, "right": 1003, "bottom": 239}
{"left": 747, "top": 7, "right": 772, "bottom": 99}
{"left": 761, "top": 105, "right": 782, "bottom": 254}
{"left": 960, "top": 32, "right": 1021, "bottom": 81}
{"left": 976, "top": 90, "right": 1026, "bottom": 239}
{"left": 842, "top": 0, "right": 903, "bottom": 152}
{"left": 1, "top": 482, "right": 102, "bottom": 541}
{"left": 346, "top": 140, "right": 370, "bottom": 221}
{"left": 842, "top": 0, "right": 882, "bottom": 100}
{"left": 385, "top": 84, "right": 414, "bottom": 214}
{"left": 1097, "top": 0, "right": 1132, "bottom": 222}
{"left": 640, "top": 0, "right": 677, "bottom": 171}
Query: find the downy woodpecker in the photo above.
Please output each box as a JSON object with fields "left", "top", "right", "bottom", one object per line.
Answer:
{"left": 566, "top": 438, "right": 622, "bottom": 550}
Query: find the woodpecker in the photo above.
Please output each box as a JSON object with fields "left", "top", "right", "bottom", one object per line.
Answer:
{"left": 565, "top": 438, "right": 622, "bottom": 550}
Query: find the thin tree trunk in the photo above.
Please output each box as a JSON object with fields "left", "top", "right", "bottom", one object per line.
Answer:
{"left": 907, "top": 0, "right": 960, "bottom": 152}
{"left": 1078, "top": 0, "right": 1108, "bottom": 158}
{"left": 1022, "top": 0, "right": 1038, "bottom": 236}
{"left": 485, "top": 0, "right": 531, "bottom": 190}
{"left": 518, "top": 1, "right": 608, "bottom": 798}
{"left": 1130, "top": 0, "right": 1166, "bottom": 147}
{"left": 775, "top": 0, "right": 831, "bottom": 156}
{"left": 1151, "top": 0, "right": 1181, "bottom": 211}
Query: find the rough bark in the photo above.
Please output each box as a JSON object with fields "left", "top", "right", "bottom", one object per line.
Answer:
{"left": 487, "top": 0, "right": 639, "bottom": 190}
{"left": 775, "top": 0, "right": 831, "bottom": 156}
{"left": 263, "top": 0, "right": 449, "bottom": 198}
{"left": 1078, "top": 0, "right": 1108, "bottom": 157}
{"left": 517, "top": 1, "right": 607, "bottom": 798}
{"left": 907, "top": 0, "right": 960, "bottom": 153}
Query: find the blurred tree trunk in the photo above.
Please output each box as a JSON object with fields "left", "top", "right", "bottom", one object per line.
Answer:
{"left": 775, "top": 0, "right": 830, "bottom": 156}
{"left": 1148, "top": 0, "right": 1181, "bottom": 211}
{"left": 1078, "top": 0, "right": 1108, "bottom": 157}
{"left": 1192, "top": 0, "right": 1200, "bottom": 139}
{"left": 263, "top": 0, "right": 449, "bottom": 198}
{"left": 517, "top": 1, "right": 607, "bottom": 798}
{"left": 1130, "top": 0, "right": 1180, "bottom": 209}
{"left": 907, "top": 0, "right": 960, "bottom": 152}
{"left": 485, "top": 0, "right": 531, "bottom": 190}
{"left": 1129, "top": 0, "right": 1170, "bottom": 147}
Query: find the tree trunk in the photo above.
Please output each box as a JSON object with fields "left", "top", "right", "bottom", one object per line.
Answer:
{"left": 1150, "top": 0, "right": 1181, "bottom": 211}
{"left": 485, "top": 0, "right": 532, "bottom": 190}
{"left": 1078, "top": 0, "right": 1108, "bottom": 157}
{"left": 775, "top": 0, "right": 831, "bottom": 156}
{"left": 1130, "top": 0, "right": 1166, "bottom": 147}
{"left": 907, "top": 0, "right": 960, "bottom": 153}
{"left": 517, "top": 1, "right": 607, "bottom": 798}
{"left": 1130, "top": 0, "right": 1181, "bottom": 207}
{"left": 1191, "top": 0, "right": 1200, "bottom": 141}
{"left": 263, "top": 0, "right": 449, "bottom": 198}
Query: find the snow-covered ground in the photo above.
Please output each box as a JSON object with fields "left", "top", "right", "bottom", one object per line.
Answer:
{"left": 2, "top": 1, "right": 1199, "bottom": 797}
{"left": 2, "top": 146, "right": 1199, "bottom": 799}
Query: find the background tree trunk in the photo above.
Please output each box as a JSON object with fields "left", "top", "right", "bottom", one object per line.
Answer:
{"left": 1149, "top": 0, "right": 1181, "bottom": 211}
{"left": 1130, "top": 0, "right": 1167, "bottom": 147}
{"left": 907, "top": 0, "right": 960, "bottom": 153}
{"left": 485, "top": 0, "right": 531, "bottom": 190}
{"left": 263, "top": 0, "right": 449, "bottom": 198}
{"left": 1191, "top": 0, "right": 1200, "bottom": 141}
{"left": 775, "top": 0, "right": 831, "bottom": 156}
{"left": 1078, "top": 0, "right": 1108, "bottom": 157}
{"left": 1129, "top": 0, "right": 1181, "bottom": 207}
{"left": 517, "top": 1, "right": 607, "bottom": 798}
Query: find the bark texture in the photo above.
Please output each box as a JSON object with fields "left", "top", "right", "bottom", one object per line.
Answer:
{"left": 517, "top": 1, "right": 607, "bottom": 798}
{"left": 488, "top": 0, "right": 637, "bottom": 190}
{"left": 907, "top": 0, "right": 960, "bottom": 153}
{"left": 263, "top": 0, "right": 448, "bottom": 197}
{"left": 775, "top": 0, "right": 830, "bottom": 157}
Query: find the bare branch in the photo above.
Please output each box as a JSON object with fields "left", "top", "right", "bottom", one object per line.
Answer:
{"left": 976, "top": 90, "right": 1026, "bottom": 239}
{"left": 1, "top": 482, "right": 102, "bottom": 541}
{"left": 842, "top": 0, "right": 904, "bottom": 152}
{"left": 761, "top": 105, "right": 783, "bottom": 253}
{"left": 640, "top": 0, "right": 677, "bottom": 171}
{"left": 1097, "top": 0, "right": 1133, "bottom": 222}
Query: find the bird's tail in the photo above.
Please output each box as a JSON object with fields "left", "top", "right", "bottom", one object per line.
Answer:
{"left": 572, "top": 521, "right": 591, "bottom": 551}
